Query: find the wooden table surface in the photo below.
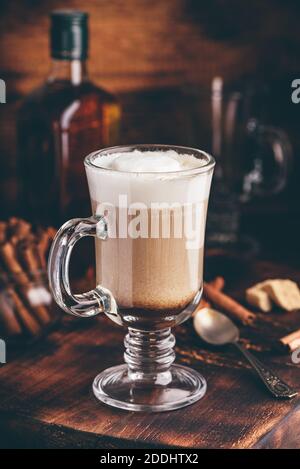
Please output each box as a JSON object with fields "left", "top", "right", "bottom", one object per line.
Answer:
{"left": 0, "top": 258, "right": 300, "bottom": 449}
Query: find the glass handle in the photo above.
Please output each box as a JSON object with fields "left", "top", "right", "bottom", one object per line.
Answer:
{"left": 48, "top": 216, "right": 117, "bottom": 318}
{"left": 244, "top": 119, "right": 293, "bottom": 198}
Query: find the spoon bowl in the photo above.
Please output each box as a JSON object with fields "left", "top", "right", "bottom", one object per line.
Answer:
{"left": 193, "top": 307, "right": 239, "bottom": 345}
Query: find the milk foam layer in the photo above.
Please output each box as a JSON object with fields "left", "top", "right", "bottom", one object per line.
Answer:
{"left": 86, "top": 149, "right": 213, "bottom": 207}
{"left": 93, "top": 150, "right": 205, "bottom": 172}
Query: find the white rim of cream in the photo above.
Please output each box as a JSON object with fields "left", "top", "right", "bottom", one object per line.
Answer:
{"left": 84, "top": 144, "right": 215, "bottom": 176}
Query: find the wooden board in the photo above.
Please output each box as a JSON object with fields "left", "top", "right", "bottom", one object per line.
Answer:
{"left": 0, "top": 258, "right": 300, "bottom": 449}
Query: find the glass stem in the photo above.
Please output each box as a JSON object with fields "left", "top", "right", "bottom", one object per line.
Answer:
{"left": 124, "top": 328, "right": 176, "bottom": 385}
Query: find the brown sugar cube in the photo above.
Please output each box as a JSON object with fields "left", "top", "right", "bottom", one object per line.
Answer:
{"left": 246, "top": 281, "right": 272, "bottom": 313}
{"left": 262, "top": 279, "right": 300, "bottom": 312}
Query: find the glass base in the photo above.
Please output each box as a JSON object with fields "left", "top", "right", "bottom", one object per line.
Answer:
{"left": 93, "top": 364, "right": 207, "bottom": 412}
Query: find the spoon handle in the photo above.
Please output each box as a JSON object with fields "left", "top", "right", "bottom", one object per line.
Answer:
{"left": 234, "top": 342, "right": 297, "bottom": 399}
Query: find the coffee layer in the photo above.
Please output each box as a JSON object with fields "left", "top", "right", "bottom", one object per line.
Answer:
{"left": 94, "top": 204, "right": 206, "bottom": 311}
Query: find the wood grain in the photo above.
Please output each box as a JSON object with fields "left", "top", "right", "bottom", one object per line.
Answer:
{"left": 1, "top": 0, "right": 299, "bottom": 95}
{"left": 0, "top": 0, "right": 260, "bottom": 96}
{"left": 0, "top": 259, "right": 300, "bottom": 448}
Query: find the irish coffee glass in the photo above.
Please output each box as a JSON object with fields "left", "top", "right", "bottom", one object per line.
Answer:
{"left": 48, "top": 144, "right": 215, "bottom": 412}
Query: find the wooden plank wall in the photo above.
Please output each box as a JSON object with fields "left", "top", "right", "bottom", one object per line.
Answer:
{"left": 1, "top": 0, "right": 299, "bottom": 95}
{"left": 0, "top": 0, "right": 299, "bottom": 214}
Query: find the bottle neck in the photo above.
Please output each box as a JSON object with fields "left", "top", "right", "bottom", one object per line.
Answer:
{"left": 47, "top": 59, "right": 88, "bottom": 86}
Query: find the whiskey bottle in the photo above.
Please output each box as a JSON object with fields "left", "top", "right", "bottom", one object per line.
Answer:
{"left": 17, "top": 10, "right": 121, "bottom": 226}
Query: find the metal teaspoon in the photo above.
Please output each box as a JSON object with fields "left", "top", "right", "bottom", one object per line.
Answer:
{"left": 193, "top": 307, "right": 297, "bottom": 399}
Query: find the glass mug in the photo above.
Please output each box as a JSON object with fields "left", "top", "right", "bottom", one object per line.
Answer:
{"left": 48, "top": 144, "right": 215, "bottom": 412}
{"left": 184, "top": 78, "right": 293, "bottom": 251}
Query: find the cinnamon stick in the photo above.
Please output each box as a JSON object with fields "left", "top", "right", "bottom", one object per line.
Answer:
{"left": 20, "top": 284, "right": 52, "bottom": 325}
{"left": 0, "top": 242, "right": 29, "bottom": 285}
{"left": 34, "top": 305, "right": 52, "bottom": 326}
{"left": 19, "top": 243, "right": 52, "bottom": 325}
{"left": 203, "top": 282, "right": 255, "bottom": 325}
{"left": 0, "top": 293, "right": 23, "bottom": 336}
{"left": 0, "top": 222, "right": 7, "bottom": 244}
{"left": 7, "top": 287, "right": 41, "bottom": 336}
{"left": 8, "top": 217, "right": 31, "bottom": 241}
{"left": 18, "top": 240, "right": 43, "bottom": 281}
{"left": 279, "top": 329, "right": 300, "bottom": 352}
{"left": 37, "top": 227, "right": 56, "bottom": 268}
{"left": 0, "top": 219, "right": 57, "bottom": 337}
{"left": 210, "top": 276, "right": 225, "bottom": 291}
{"left": 21, "top": 283, "right": 51, "bottom": 325}
{"left": 0, "top": 239, "right": 52, "bottom": 327}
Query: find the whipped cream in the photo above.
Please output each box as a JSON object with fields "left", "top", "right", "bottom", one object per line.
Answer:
{"left": 92, "top": 150, "right": 204, "bottom": 173}
{"left": 86, "top": 149, "right": 213, "bottom": 208}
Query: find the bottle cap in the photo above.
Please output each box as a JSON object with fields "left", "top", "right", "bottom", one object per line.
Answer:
{"left": 50, "top": 10, "right": 88, "bottom": 60}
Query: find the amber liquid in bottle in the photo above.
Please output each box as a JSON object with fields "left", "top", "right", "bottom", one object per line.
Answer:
{"left": 18, "top": 59, "right": 120, "bottom": 226}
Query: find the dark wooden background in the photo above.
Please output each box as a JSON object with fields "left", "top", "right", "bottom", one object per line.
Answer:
{"left": 1, "top": 0, "right": 300, "bottom": 94}
{"left": 1, "top": 0, "right": 300, "bottom": 260}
